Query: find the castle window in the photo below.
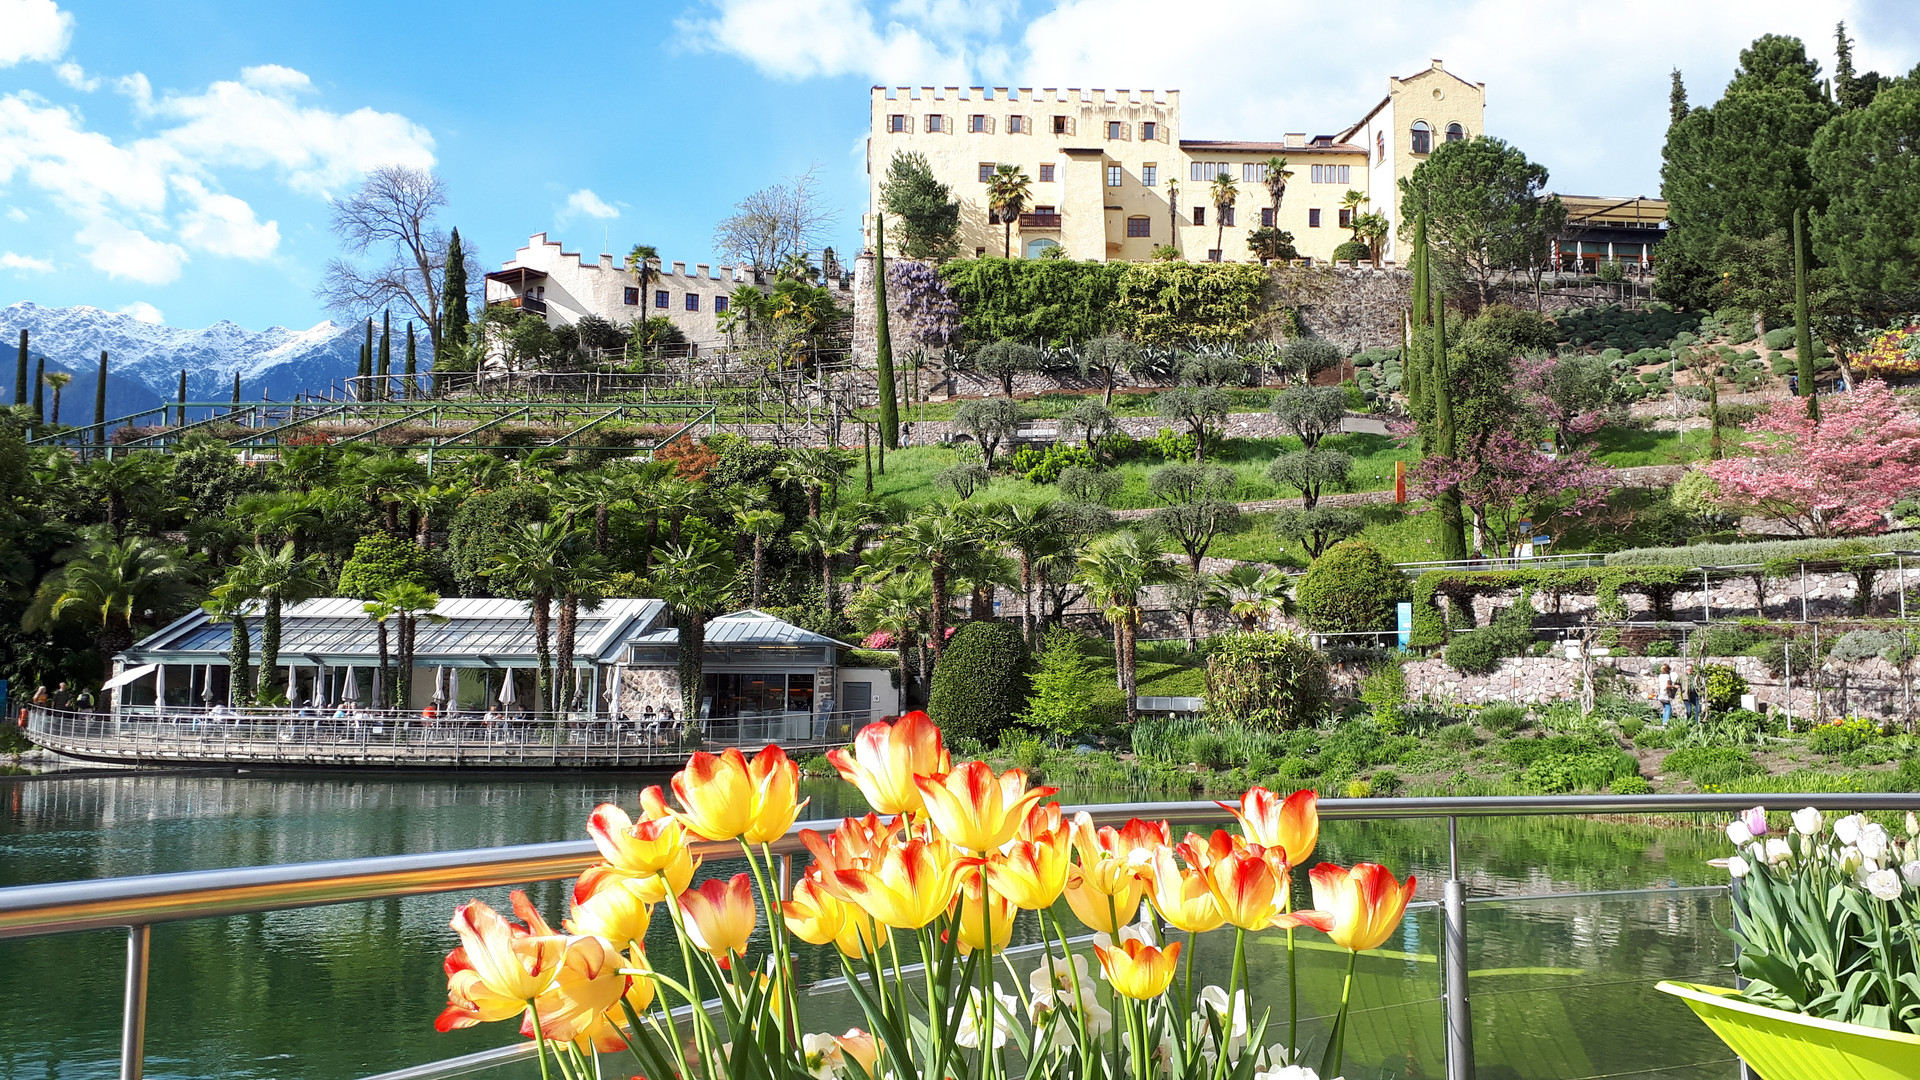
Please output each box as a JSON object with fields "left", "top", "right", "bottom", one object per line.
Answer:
{"left": 1107, "top": 121, "right": 1125, "bottom": 140}
{"left": 1410, "top": 121, "right": 1431, "bottom": 154}
{"left": 926, "top": 114, "right": 948, "bottom": 133}
{"left": 1052, "top": 115, "right": 1069, "bottom": 134}
{"left": 1141, "top": 163, "right": 1157, "bottom": 186}
{"left": 1141, "top": 121, "right": 1157, "bottom": 140}
{"left": 1446, "top": 122, "right": 1465, "bottom": 143}
{"left": 715, "top": 296, "right": 729, "bottom": 314}
{"left": 1376, "top": 131, "right": 1385, "bottom": 162}
{"left": 887, "top": 114, "right": 907, "bottom": 133}
{"left": 1220, "top": 206, "right": 1235, "bottom": 227}
{"left": 654, "top": 290, "right": 669, "bottom": 309}
{"left": 623, "top": 287, "right": 639, "bottom": 305}
{"left": 1127, "top": 216, "right": 1152, "bottom": 238}
{"left": 1243, "top": 162, "right": 1268, "bottom": 183}
{"left": 1192, "top": 206, "right": 1205, "bottom": 226}
{"left": 1308, "top": 209, "right": 1322, "bottom": 228}
{"left": 1009, "top": 115, "right": 1026, "bottom": 133}
{"left": 685, "top": 293, "right": 700, "bottom": 312}
{"left": 1339, "top": 208, "right": 1353, "bottom": 228}
{"left": 1107, "top": 165, "right": 1123, "bottom": 187}
{"left": 969, "top": 114, "right": 990, "bottom": 133}
{"left": 1260, "top": 208, "right": 1274, "bottom": 228}
{"left": 1310, "top": 164, "right": 1351, "bottom": 184}
{"left": 979, "top": 162, "right": 996, "bottom": 183}
{"left": 1039, "top": 163, "right": 1055, "bottom": 182}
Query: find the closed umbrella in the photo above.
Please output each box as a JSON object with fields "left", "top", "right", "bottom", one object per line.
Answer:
{"left": 498, "top": 671, "right": 517, "bottom": 708}
{"left": 201, "top": 664, "right": 214, "bottom": 705}
{"left": 342, "top": 666, "right": 359, "bottom": 704}
{"left": 432, "top": 666, "right": 448, "bottom": 704}
{"left": 316, "top": 664, "right": 328, "bottom": 707}
{"left": 154, "top": 665, "right": 166, "bottom": 712}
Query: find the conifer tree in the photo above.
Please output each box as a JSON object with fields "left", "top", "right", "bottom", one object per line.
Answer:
{"left": 1417, "top": 210, "right": 1469, "bottom": 561}
{"left": 92, "top": 350, "right": 108, "bottom": 446}
{"left": 31, "top": 357, "right": 44, "bottom": 425}
{"left": 1834, "top": 23, "right": 1857, "bottom": 110}
{"left": 440, "top": 227, "right": 469, "bottom": 351}
{"left": 14, "top": 329, "right": 26, "bottom": 406}
{"left": 176, "top": 369, "right": 187, "bottom": 425}
{"left": 1794, "top": 208, "right": 1818, "bottom": 419}
{"left": 404, "top": 322, "right": 417, "bottom": 400}
{"left": 1407, "top": 216, "right": 1430, "bottom": 415}
{"left": 231, "top": 372, "right": 241, "bottom": 404}
{"left": 377, "top": 310, "right": 392, "bottom": 401}
{"left": 1669, "top": 69, "right": 1688, "bottom": 127}
{"left": 874, "top": 212, "right": 900, "bottom": 449}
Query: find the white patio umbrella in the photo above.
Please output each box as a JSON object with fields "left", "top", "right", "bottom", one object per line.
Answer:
{"left": 154, "top": 665, "right": 166, "bottom": 711}
{"left": 432, "top": 666, "right": 448, "bottom": 704}
{"left": 498, "top": 671, "right": 517, "bottom": 708}
{"left": 316, "top": 664, "right": 329, "bottom": 706}
{"left": 448, "top": 668, "right": 461, "bottom": 711}
{"left": 342, "top": 666, "right": 359, "bottom": 704}
{"left": 201, "top": 664, "right": 215, "bottom": 704}
{"left": 286, "top": 664, "right": 297, "bottom": 704}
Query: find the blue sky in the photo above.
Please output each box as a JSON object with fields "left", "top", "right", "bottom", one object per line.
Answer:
{"left": 1, "top": 0, "right": 1915, "bottom": 332}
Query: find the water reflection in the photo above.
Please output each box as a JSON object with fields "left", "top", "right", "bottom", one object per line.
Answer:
{"left": 0, "top": 772, "right": 1737, "bottom": 1080}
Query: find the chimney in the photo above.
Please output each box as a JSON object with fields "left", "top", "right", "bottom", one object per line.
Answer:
{"left": 1431, "top": 58, "right": 1445, "bottom": 71}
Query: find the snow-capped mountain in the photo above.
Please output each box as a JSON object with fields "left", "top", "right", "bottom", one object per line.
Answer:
{"left": 0, "top": 302, "right": 432, "bottom": 423}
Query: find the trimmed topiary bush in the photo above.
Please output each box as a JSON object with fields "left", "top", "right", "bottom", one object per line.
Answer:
{"left": 1203, "top": 630, "right": 1333, "bottom": 731}
{"left": 928, "top": 620, "right": 1031, "bottom": 746}
{"left": 337, "top": 530, "right": 433, "bottom": 598}
{"left": 1332, "top": 240, "right": 1372, "bottom": 263}
{"left": 1298, "top": 540, "right": 1405, "bottom": 633}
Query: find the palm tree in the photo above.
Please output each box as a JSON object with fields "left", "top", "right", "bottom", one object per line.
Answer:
{"left": 551, "top": 541, "right": 608, "bottom": 715}
{"left": 41, "top": 370, "right": 71, "bottom": 425}
{"left": 204, "top": 581, "right": 254, "bottom": 706}
{"left": 1353, "top": 212, "right": 1390, "bottom": 267}
{"left": 1339, "top": 189, "right": 1366, "bottom": 240}
{"left": 735, "top": 508, "right": 784, "bottom": 605}
{"left": 871, "top": 508, "right": 972, "bottom": 664}
{"left": 774, "top": 448, "right": 852, "bottom": 518}
{"left": 1210, "top": 172, "right": 1239, "bottom": 260}
{"left": 626, "top": 244, "right": 661, "bottom": 355}
{"left": 1210, "top": 563, "right": 1293, "bottom": 631}
{"left": 378, "top": 582, "right": 446, "bottom": 711}
{"left": 985, "top": 164, "right": 1033, "bottom": 258}
{"left": 1166, "top": 178, "right": 1181, "bottom": 256}
{"left": 484, "top": 521, "right": 572, "bottom": 715}
{"left": 795, "top": 511, "right": 862, "bottom": 614}
{"left": 344, "top": 453, "right": 427, "bottom": 535}
{"left": 26, "top": 531, "right": 194, "bottom": 681}
{"left": 849, "top": 573, "right": 932, "bottom": 706}
{"left": 360, "top": 594, "right": 396, "bottom": 709}
{"left": 1075, "top": 531, "right": 1178, "bottom": 723}
{"left": 237, "top": 541, "right": 326, "bottom": 702}
{"left": 80, "top": 453, "right": 170, "bottom": 538}
{"left": 992, "top": 502, "right": 1064, "bottom": 648}
{"left": 649, "top": 537, "right": 738, "bottom": 722}
{"left": 1261, "top": 156, "right": 1294, "bottom": 235}
{"left": 234, "top": 491, "right": 324, "bottom": 553}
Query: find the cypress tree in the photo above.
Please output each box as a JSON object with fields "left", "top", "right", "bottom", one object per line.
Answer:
{"left": 231, "top": 371, "right": 241, "bottom": 404}
{"left": 1422, "top": 211, "right": 1469, "bottom": 562}
{"left": 14, "top": 329, "right": 26, "bottom": 406}
{"left": 440, "top": 227, "right": 469, "bottom": 352}
{"left": 1668, "top": 69, "right": 1688, "bottom": 127}
{"left": 1834, "top": 23, "right": 1856, "bottom": 110}
{"left": 1406, "top": 216, "right": 1430, "bottom": 416}
{"left": 1794, "top": 207, "right": 1819, "bottom": 419}
{"left": 92, "top": 350, "right": 108, "bottom": 447}
{"left": 377, "top": 310, "right": 392, "bottom": 401}
{"left": 176, "top": 369, "right": 187, "bottom": 425}
{"left": 873, "top": 212, "right": 901, "bottom": 449}
{"left": 31, "top": 357, "right": 45, "bottom": 425}
{"left": 404, "top": 322, "right": 417, "bottom": 400}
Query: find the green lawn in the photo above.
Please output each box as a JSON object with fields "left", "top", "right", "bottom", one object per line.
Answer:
{"left": 854, "top": 387, "right": 1277, "bottom": 424}
{"left": 1590, "top": 425, "right": 1713, "bottom": 467}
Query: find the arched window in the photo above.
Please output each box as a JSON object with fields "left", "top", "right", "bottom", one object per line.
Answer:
{"left": 1024, "top": 237, "right": 1061, "bottom": 259}
{"left": 1446, "top": 122, "right": 1465, "bottom": 143}
{"left": 1410, "top": 121, "right": 1431, "bottom": 155}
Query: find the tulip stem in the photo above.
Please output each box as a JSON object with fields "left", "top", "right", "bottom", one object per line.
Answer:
{"left": 979, "top": 866, "right": 996, "bottom": 1080}
{"left": 527, "top": 1002, "right": 556, "bottom": 1080}
{"left": 1287, "top": 924, "right": 1298, "bottom": 1056}
{"left": 1211, "top": 929, "right": 1245, "bottom": 1080}
{"left": 1326, "top": 948, "right": 1359, "bottom": 1080}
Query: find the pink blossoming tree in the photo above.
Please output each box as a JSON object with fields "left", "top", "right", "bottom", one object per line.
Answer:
{"left": 1701, "top": 379, "right": 1920, "bottom": 537}
{"left": 1410, "top": 430, "right": 1613, "bottom": 555}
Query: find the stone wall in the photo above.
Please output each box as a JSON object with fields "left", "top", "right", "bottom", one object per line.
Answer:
{"left": 1402, "top": 653, "right": 1912, "bottom": 723}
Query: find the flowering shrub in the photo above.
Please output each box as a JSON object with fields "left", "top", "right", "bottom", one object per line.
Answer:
{"left": 1847, "top": 324, "right": 1920, "bottom": 379}
{"left": 1715, "top": 806, "right": 1920, "bottom": 1032}
{"left": 434, "top": 713, "right": 1417, "bottom": 1080}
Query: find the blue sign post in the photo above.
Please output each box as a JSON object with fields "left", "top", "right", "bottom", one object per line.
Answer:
{"left": 1396, "top": 602, "right": 1413, "bottom": 649}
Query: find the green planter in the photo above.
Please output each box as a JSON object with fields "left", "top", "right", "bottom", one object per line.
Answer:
{"left": 1658, "top": 981, "right": 1920, "bottom": 1080}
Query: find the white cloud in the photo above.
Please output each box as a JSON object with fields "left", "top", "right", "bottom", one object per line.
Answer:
{"left": 0, "top": 251, "right": 55, "bottom": 273}
{"left": 0, "top": 0, "right": 71, "bottom": 68}
{"left": 75, "top": 218, "right": 186, "bottom": 284}
{"left": 173, "top": 177, "right": 279, "bottom": 259}
{"left": 676, "top": 0, "right": 973, "bottom": 83}
{"left": 563, "top": 188, "right": 620, "bottom": 221}
{"left": 5, "top": 206, "right": 26, "bottom": 222}
{"left": 116, "top": 301, "right": 164, "bottom": 323}
{"left": 54, "top": 61, "right": 99, "bottom": 91}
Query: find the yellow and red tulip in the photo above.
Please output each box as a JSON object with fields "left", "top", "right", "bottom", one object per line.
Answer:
{"left": 826, "top": 711, "right": 951, "bottom": 815}
{"left": 915, "top": 760, "right": 1058, "bottom": 854}
{"left": 831, "top": 837, "right": 970, "bottom": 930}
{"left": 953, "top": 873, "right": 1017, "bottom": 955}
{"left": 434, "top": 946, "right": 528, "bottom": 1032}
{"left": 1148, "top": 846, "right": 1225, "bottom": 934}
{"left": 801, "top": 813, "right": 904, "bottom": 880}
{"left": 1063, "top": 860, "right": 1147, "bottom": 934}
{"left": 1219, "top": 787, "right": 1319, "bottom": 866}
{"left": 834, "top": 1029, "right": 882, "bottom": 1076}
{"left": 1203, "top": 845, "right": 1285, "bottom": 931}
{"left": 1093, "top": 938, "right": 1182, "bottom": 1000}
{"left": 989, "top": 826, "right": 1071, "bottom": 910}
{"left": 566, "top": 870, "right": 652, "bottom": 948}
{"left": 525, "top": 934, "right": 630, "bottom": 1052}
{"left": 678, "top": 872, "right": 758, "bottom": 965}
{"left": 1281, "top": 862, "right": 1416, "bottom": 952}
{"left": 587, "top": 787, "right": 690, "bottom": 876}
{"left": 672, "top": 747, "right": 756, "bottom": 841}
{"left": 744, "top": 744, "right": 811, "bottom": 843}
{"left": 446, "top": 893, "right": 566, "bottom": 1004}
{"left": 782, "top": 871, "right": 849, "bottom": 946}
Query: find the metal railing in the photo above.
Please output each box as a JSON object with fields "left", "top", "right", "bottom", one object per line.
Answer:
{"left": 6, "top": 792, "right": 1918, "bottom": 1080}
{"left": 22, "top": 706, "right": 874, "bottom": 768}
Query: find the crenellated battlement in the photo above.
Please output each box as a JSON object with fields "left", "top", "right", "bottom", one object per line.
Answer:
{"left": 504, "top": 233, "right": 753, "bottom": 284}
{"left": 871, "top": 86, "right": 1178, "bottom": 106}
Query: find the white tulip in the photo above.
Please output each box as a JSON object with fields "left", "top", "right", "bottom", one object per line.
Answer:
{"left": 1727, "top": 854, "right": 1752, "bottom": 878}
{"left": 1866, "top": 868, "right": 1903, "bottom": 901}
{"left": 1836, "top": 814, "right": 1865, "bottom": 846}
{"left": 1727, "top": 820, "right": 1754, "bottom": 846}
{"left": 1907, "top": 812, "right": 1918, "bottom": 838}
{"left": 1902, "top": 861, "right": 1920, "bottom": 888}
{"left": 1860, "top": 823, "right": 1891, "bottom": 862}
{"left": 1793, "top": 807, "right": 1824, "bottom": 836}
{"left": 1764, "top": 838, "right": 1792, "bottom": 866}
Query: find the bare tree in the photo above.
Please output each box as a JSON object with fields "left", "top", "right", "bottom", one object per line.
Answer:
{"left": 317, "top": 166, "right": 477, "bottom": 336}
{"left": 713, "top": 164, "right": 842, "bottom": 281}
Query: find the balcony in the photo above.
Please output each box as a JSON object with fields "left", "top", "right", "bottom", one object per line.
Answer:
{"left": 488, "top": 294, "right": 547, "bottom": 315}
{"left": 1019, "top": 212, "right": 1062, "bottom": 229}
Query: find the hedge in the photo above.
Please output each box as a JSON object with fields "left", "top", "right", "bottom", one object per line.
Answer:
{"left": 927, "top": 621, "right": 1030, "bottom": 746}
{"left": 1409, "top": 565, "right": 1698, "bottom": 647}
{"left": 1298, "top": 541, "right": 1405, "bottom": 633}
{"left": 1602, "top": 532, "right": 1920, "bottom": 569}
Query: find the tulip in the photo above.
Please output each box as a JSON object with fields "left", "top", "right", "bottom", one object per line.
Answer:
{"left": 1726, "top": 820, "right": 1753, "bottom": 846}
{"left": 1860, "top": 822, "right": 1891, "bottom": 863}
{"left": 991, "top": 827, "right": 1071, "bottom": 910}
{"left": 1021, "top": 800, "right": 1064, "bottom": 841}
{"left": 953, "top": 874, "right": 1017, "bottom": 955}
{"left": 434, "top": 946, "right": 529, "bottom": 1031}
{"left": 744, "top": 744, "right": 811, "bottom": 843}
{"left": 1762, "top": 838, "right": 1792, "bottom": 866}
{"left": 1176, "top": 828, "right": 1240, "bottom": 871}
{"left": 678, "top": 873, "right": 757, "bottom": 964}
{"left": 1072, "top": 812, "right": 1171, "bottom": 871}
{"left": 447, "top": 893, "right": 566, "bottom": 1004}
{"left": 526, "top": 934, "right": 630, "bottom": 1052}
{"left": 782, "top": 872, "right": 849, "bottom": 946}
{"left": 566, "top": 871, "right": 652, "bottom": 948}
{"left": 833, "top": 1029, "right": 882, "bottom": 1077}
{"left": 1793, "top": 807, "right": 1823, "bottom": 836}
{"left": 1283, "top": 863, "right": 1415, "bottom": 953}
{"left": 616, "top": 944, "right": 656, "bottom": 1014}
{"left": 1837, "top": 813, "right": 1865, "bottom": 846}
{"left": 801, "top": 814, "right": 904, "bottom": 882}
{"left": 1149, "top": 846, "right": 1225, "bottom": 934}
{"left": 1064, "top": 861, "right": 1147, "bottom": 934}
{"left": 916, "top": 760, "right": 1058, "bottom": 854}
{"left": 1742, "top": 806, "right": 1769, "bottom": 838}
{"left": 1204, "top": 846, "right": 1285, "bottom": 931}
{"left": 1867, "top": 868, "right": 1903, "bottom": 900}
{"left": 1219, "top": 787, "right": 1319, "bottom": 865}
{"left": 1094, "top": 938, "right": 1182, "bottom": 1000}
{"left": 672, "top": 748, "right": 756, "bottom": 841}
{"left": 827, "top": 711, "right": 951, "bottom": 815}
{"left": 587, "top": 788, "right": 689, "bottom": 876}
{"left": 832, "top": 837, "right": 969, "bottom": 929}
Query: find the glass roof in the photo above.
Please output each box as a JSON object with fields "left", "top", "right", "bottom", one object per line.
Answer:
{"left": 144, "top": 616, "right": 611, "bottom": 661}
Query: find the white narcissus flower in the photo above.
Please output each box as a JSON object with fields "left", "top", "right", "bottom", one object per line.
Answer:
{"left": 1859, "top": 823, "right": 1891, "bottom": 863}
{"left": 802, "top": 1033, "right": 844, "bottom": 1080}
{"left": 1764, "top": 838, "right": 1792, "bottom": 866}
{"left": 954, "top": 985, "right": 1019, "bottom": 1050}
{"left": 1836, "top": 814, "right": 1865, "bottom": 846}
{"left": 1727, "top": 820, "right": 1754, "bottom": 846}
{"left": 1866, "top": 868, "right": 1903, "bottom": 901}
{"left": 1727, "top": 855, "right": 1752, "bottom": 878}
{"left": 1907, "top": 812, "right": 1918, "bottom": 838}
{"left": 1252, "top": 1067, "right": 1325, "bottom": 1080}
{"left": 1794, "top": 807, "right": 1824, "bottom": 836}
{"left": 1196, "top": 985, "right": 1250, "bottom": 1054}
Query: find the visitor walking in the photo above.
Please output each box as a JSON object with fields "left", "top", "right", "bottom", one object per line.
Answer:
{"left": 1655, "top": 664, "right": 1675, "bottom": 723}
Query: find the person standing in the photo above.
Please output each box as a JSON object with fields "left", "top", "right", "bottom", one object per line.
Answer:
{"left": 1655, "top": 664, "right": 1675, "bottom": 723}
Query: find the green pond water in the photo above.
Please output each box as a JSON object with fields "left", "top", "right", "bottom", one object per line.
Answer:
{"left": 0, "top": 771, "right": 1745, "bottom": 1080}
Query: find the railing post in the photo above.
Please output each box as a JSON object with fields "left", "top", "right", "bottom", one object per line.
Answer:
{"left": 121, "top": 923, "right": 151, "bottom": 1080}
{"left": 1443, "top": 816, "right": 1474, "bottom": 1080}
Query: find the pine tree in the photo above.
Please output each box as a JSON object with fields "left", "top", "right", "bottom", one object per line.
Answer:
{"left": 31, "top": 357, "right": 45, "bottom": 425}
{"left": 92, "top": 350, "right": 108, "bottom": 447}
{"left": 377, "top": 310, "right": 392, "bottom": 402}
{"left": 1794, "top": 207, "right": 1819, "bottom": 420}
{"left": 13, "top": 329, "right": 26, "bottom": 406}
{"left": 874, "top": 212, "right": 900, "bottom": 449}
{"left": 440, "top": 227, "right": 469, "bottom": 352}
{"left": 403, "top": 322, "right": 417, "bottom": 400}
{"left": 1669, "top": 69, "right": 1688, "bottom": 127}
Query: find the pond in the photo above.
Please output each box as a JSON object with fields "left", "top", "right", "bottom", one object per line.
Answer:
{"left": 0, "top": 770, "right": 1742, "bottom": 1079}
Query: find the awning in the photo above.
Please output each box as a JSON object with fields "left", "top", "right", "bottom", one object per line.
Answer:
{"left": 102, "top": 664, "right": 158, "bottom": 691}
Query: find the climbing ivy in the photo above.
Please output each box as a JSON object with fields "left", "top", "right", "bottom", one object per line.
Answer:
{"left": 1113, "top": 262, "right": 1269, "bottom": 346}
{"left": 1408, "top": 565, "right": 1699, "bottom": 647}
